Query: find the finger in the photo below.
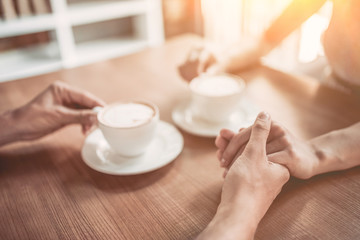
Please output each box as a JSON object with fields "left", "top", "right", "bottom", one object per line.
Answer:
{"left": 266, "top": 136, "right": 289, "bottom": 154}
{"left": 244, "top": 111, "right": 271, "bottom": 159}
{"left": 215, "top": 128, "right": 234, "bottom": 150}
{"left": 55, "top": 82, "right": 106, "bottom": 109}
{"left": 215, "top": 129, "right": 235, "bottom": 160}
{"left": 61, "top": 108, "right": 98, "bottom": 128}
{"left": 197, "top": 50, "right": 215, "bottom": 74}
{"left": 215, "top": 135, "right": 230, "bottom": 153}
{"left": 223, "top": 143, "right": 246, "bottom": 169}
{"left": 221, "top": 127, "right": 252, "bottom": 167}
{"left": 216, "top": 149, "right": 223, "bottom": 162}
{"left": 220, "top": 128, "right": 235, "bottom": 141}
{"left": 238, "top": 127, "right": 245, "bottom": 132}
{"left": 267, "top": 151, "right": 289, "bottom": 166}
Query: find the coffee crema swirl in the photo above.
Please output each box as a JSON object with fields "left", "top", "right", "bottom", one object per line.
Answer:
{"left": 100, "top": 103, "right": 155, "bottom": 128}
{"left": 190, "top": 75, "right": 241, "bottom": 97}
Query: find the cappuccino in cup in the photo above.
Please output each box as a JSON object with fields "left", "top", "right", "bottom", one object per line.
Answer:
{"left": 189, "top": 74, "right": 245, "bottom": 123}
{"left": 100, "top": 103, "right": 155, "bottom": 128}
{"left": 97, "top": 101, "right": 159, "bottom": 157}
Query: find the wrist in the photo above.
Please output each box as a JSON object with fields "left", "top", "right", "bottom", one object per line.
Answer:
{"left": 309, "top": 133, "right": 342, "bottom": 177}
{"left": 198, "top": 195, "right": 265, "bottom": 240}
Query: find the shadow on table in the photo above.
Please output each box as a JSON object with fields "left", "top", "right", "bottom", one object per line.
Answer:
{"left": 87, "top": 161, "right": 175, "bottom": 193}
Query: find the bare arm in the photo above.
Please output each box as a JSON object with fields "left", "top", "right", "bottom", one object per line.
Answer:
{"left": 179, "top": 0, "right": 328, "bottom": 80}
{"left": 310, "top": 122, "right": 360, "bottom": 176}
{"left": 260, "top": 0, "right": 327, "bottom": 53}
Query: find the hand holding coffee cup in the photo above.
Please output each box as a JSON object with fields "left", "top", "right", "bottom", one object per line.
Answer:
{"left": 95, "top": 101, "right": 159, "bottom": 157}
{"left": 189, "top": 74, "right": 245, "bottom": 123}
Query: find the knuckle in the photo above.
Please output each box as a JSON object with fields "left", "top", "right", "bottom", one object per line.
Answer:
{"left": 50, "top": 81, "right": 64, "bottom": 95}
{"left": 253, "top": 120, "right": 269, "bottom": 132}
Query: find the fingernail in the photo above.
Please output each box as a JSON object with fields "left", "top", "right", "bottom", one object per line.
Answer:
{"left": 258, "top": 112, "right": 270, "bottom": 120}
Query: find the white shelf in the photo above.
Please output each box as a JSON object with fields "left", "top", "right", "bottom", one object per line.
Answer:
{"left": 0, "top": 0, "right": 164, "bottom": 82}
{"left": 68, "top": 0, "right": 147, "bottom": 26}
{"left": 0, "top": 14, "right": 56, "bottom": 38}
{"left": 73, "top": 37, "right": 147, "bottom": 66}
{"left": 0, "top": 44, "right": 62, "bottom": 82}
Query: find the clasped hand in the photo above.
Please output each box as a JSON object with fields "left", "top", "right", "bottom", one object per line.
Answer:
{"left": 216, "top": 119, "right": 320, "bottom": 179}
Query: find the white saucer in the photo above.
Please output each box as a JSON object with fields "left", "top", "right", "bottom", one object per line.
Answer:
{"left": 81, "top": 121, "right": 184, "bottom": 175}
{"left": 172, "top": 98, "right": 259, "bottom": 137}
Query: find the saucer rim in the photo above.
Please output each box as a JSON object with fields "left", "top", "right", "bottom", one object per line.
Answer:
{"left": 81, "top": 121, "right": 184, "bottom": 175}
{"left": 171, "top": 100, "right": 256, "bottom": 138}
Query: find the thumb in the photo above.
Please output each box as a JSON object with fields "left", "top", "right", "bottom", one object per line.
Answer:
{"left": 244, "top": 112, "right": 271, "bottom": 158}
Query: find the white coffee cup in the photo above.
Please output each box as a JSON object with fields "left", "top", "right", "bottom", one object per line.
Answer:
{"left": 96, "top": 100, "right": 159, "bottom": 157}
{"left": 189, "top": 74, "right": 245, "bottom": 123}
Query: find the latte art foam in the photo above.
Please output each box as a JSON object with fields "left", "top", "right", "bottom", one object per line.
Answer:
{"left": 190, "top": 75, "right": 241, "bottom": 96}
{"left": 101, "top": 103, "right": 154, "bottom": 127}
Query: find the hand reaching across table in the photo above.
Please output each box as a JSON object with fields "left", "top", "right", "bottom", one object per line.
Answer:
{"left": 216, "top": 116, "right": 360, "bottom": 179}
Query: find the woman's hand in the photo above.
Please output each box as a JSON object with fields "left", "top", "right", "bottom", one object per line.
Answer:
{"left": 0, "top": 81, "right": 105, "bottom": 146}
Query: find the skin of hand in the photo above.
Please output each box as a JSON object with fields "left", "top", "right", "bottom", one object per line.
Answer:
{"left": 215, "top": 121, "right": 320, "bottom": 179}
{"left": 197, "top": 112, "right": 290, "bottom": 240}
{"left": 0, "top": 81, "right": 105, "bottom": 147}
{"left": 178, "top": 41, "right": 266, "bottom": 82}
{"left": 178, "top": 0, "right": 328, "bottom": 83}
{"left": 216, "top": 119, "right": 360, "bottom": 180}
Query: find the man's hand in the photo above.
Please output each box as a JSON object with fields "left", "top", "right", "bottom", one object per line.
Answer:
{"left": 198, "top": 112, "right": 290, "bottom": 240}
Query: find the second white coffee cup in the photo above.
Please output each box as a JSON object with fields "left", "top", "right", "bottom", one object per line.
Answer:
{"left": 189, "top": 74, "right": 245, "bottom": 123}
{"left": 96, "top": 100, "right": 159, "bottom": 157}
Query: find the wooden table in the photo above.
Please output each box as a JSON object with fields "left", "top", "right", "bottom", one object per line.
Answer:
{"left": 1, "top": 35, "right": 360, "bottom": 240}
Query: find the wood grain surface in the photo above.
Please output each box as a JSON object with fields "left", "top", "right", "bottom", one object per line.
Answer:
{"left": 0, "top": 34, "right": 360, "bottom": 240}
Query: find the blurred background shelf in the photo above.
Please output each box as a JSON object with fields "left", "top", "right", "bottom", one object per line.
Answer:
{"left": 74, "top": 37, "right": 147, "bottom": 66}
{"left": 0, "top": 0, "right": 164, "bottom": 82}
{"left": 0, "top": 14, "right": 56, "bottom": 38}
{"left": 68, "top": 0, "right": 147, "bottom": 26}
{"left": 0, "top": 43, "right": 62, "bottom": 82}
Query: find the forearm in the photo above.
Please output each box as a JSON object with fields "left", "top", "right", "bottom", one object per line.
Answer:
{"left": 310, "top": 122, "right": 360, "bottom": 176}
{"left": 197, "top": 195, "right": 267, "bottom": 240}
{"left": 261, "top": 0, "right": 326, "bottom": 51}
